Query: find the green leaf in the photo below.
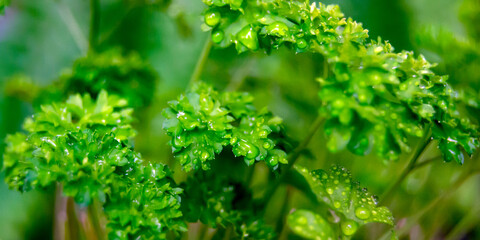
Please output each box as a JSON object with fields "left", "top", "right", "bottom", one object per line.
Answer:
{"left": 59, "top": 48, "right": 158, "bottom": 108}
{"left": 24, "top": 90, "right": 135, "bottom": 141}
{"left": 202, "top": 0, "right": 480, "bottom": 164}
{"left": 295, "top": 165, "right": 394, "bottom": 237}
{"left": 163, "top": 82, "right": 288, "bottom": 171}
{"left": 4, "top": 74, "right": 40, "bottom": 102}
{"left": 230, "top": 114, "right": 287, "bottom": 169}
{"left": 3, "top": 92, "right": 185, "bottom": 239}
{"left": 287, "top": 209, "right": 335, "bottom": 240}
{"left": 181, "top": 172, "right": 275, "bottom": 239}
{"left": 162, "top": 82, "right": 233, "bottom": 171}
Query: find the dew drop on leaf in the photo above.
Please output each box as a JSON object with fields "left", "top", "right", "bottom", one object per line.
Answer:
{"left": 341, "top": 220, "right": 358, "bottom": 236}
{"left": 237, "top": 26, "right": 259, "bottom": 51}
{"left": 355, "top": 207, "right": 371, "bottom": 220}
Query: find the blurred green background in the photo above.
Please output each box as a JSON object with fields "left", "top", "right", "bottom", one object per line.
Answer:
{"left": 1, "top": 0, "right": 479, "bottom": 239}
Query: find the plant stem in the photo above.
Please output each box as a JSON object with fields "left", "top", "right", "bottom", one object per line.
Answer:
{"left": 380, "top": 127, "right": 433, "bottom": 205}
{"left": 54, "top": 184, "right": 68, "bottom": 240}
{"left": 89, "top": 0, "right": 100, "bottom": 51}
{"left": 97, "top": 6, "right": 134, "bottom": 47}
{"left": 275, "top": 186, "right": 291, "bottom": 234}
{"left": 262, "top": 115, "right": 324, "bottom": 205}
{"left": 197, "top": 223, "right": 208, "bottom": 240}
{"left": 445, "top": 207, "right": 480, "bottom": 240}
{"left": 66, "top": 198, "right": 81, "bottom": 240}
{"left": 395, "top": 170, "right": 479, "bottom": 238}
{"left": 88, "top": 200, "right": 105, "bottom": 240}
{"left": 286, "top": 116, "right": 325, "bottom": 168}
{"left": 55, "top": 0, "right": 88, "bottom": 53}
{"left": 246, "top": 165, "right": 256, "bottom": 187}
{"left": 223, "top": 226, "right": 232, "bottom": 240}
{"left": 412, "top": 155, "right": 441, "bottom": 171}
{"left": 76, "top": 205, "right": 97, "bottom": 240}
{"left": 225, "top": 59, "right": 255, "bottom": 92}
{"left": 189, "top": 37, "right": 213, "bottom": 87}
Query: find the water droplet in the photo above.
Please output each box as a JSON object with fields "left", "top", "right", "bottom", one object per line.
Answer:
{"left": 266, "top": 21, "right": 289, "bottom": 36}
{"left": 355, "top": 207, "right": 371, "bottom": 220}
{"left": 296, "top": 38, "right": 308, "bottom": 49}
{"left": 258, "top": 130, "right": 268, "bottom": 138}
{"left": 237, "top": 26, "right": 259, "bottom": 50}
{"left": 334, "top": 201, "right": 341, "bottom": 208}
{"left": 326, "top": 188, "right": 334, "bottom": 194}
{"left": 333, "top": 99, "right": 345, "bottom": 109}
{"left": 341, "top": 220, "right": 358, "bottom": 236}
{"left": 201, "top": 151, "right": 210, "bottom": 160}
{"left": 238, "top": 141, "right": 258, "bottom": 159}
{"left": 263, "top": 140, "right": 272, "bottom": 149}
{"left": 297, "top": 216, "right": 308, "bottom": 224}
{"left": 269, "top": 156, "right": 278, "bottom": 166}
{"left": 204, "top": 10, "right": 221, "bottom": 27}
{"left": 212, "top": 30, "right": 225, "bottom": 43}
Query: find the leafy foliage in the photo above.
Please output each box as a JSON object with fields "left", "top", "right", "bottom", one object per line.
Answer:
{"left": 60, "top": 49, "right": 158, "bottom": 108}
{"left": 202, "top": 0, "right": 480, "bottom": 163}
{"left": 4, "top": 74, "right": 40, "bottom": 103}
{"left": 415, "top": 27, "right": 480, "bottom": 103}
{"left": 163, "top": 82, "right": 287, "bottom": 171}
{"left": 181, "top": 172, "right": 275, "bottom": 239}
{"left": 24, "top": 90, "right": 135, "bottom": 140}
{"left": 2, "top": 92, "right": 185, "bottom": 239}
{"left": 0, "top": 0, "right": 9, "bottom": 14}
{"left": 3, "top": 0, "right": 480, "bottom": 239}
{"left": 292, "top": 165, "right": 394, "bottom": 238}
{"left": 287, "top": 209, "right": 335, "bottom": 240}
{"left": 104, "top": 156, "right": 186, "bottom": 239}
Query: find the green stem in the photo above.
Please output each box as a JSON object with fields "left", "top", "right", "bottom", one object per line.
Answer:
{"left": 197, "top": 223, "right": 208, "bottom": 240}
{"left": 88, "top": 200, "right": 105, "bottom": 240}
{"left": 412, "top": 155, "right": 441, "bottom": 171}
{"left": 89, "top": 0, "right": 100, "bottom": 51}
{"left": 275, "top": 186, "right": 291, "bottom": 234}
{"left": 380, "top": 127, "right": 433, "bottom": 205}
{"left": 66, "top": 198, "right": 81, "bottom": 240}
{"left": 286, "top": 116, "right": 325, "bottom": 168}
{"left": 189, "top": 37, "right": 213, "bottom": 86}
{"left": 246, "top": 165, "right": 256, "bottom": 187}
{"left": 223, "top": 226, "right": 232, "bottom": 240}
{"left": 395, "top": 170, "right": 479, "bottom": 238}
{"left": 323, "top": 58, "right": 329, "bottom": 79}
{"left": 54, "top": 184, "right": 68, "bottom": 240}
{"left": 55, "top": 0, "right": 88, "bottom": 53}
{"left": 262, "top": 115, "right": 324, "bottom": 206}
{"left": 445, "top": 207, "right": 480, "bottom": 240}
{"left": 225, "top": 59, "right": 255, "bottom": 92}
{"left": 97, "top": 6, "right": 134, "bottom": 47}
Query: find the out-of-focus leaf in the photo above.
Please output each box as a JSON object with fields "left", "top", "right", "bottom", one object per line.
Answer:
{"left": 0, "top": 0, "right": 10, "bottom": 14}
{"left": 58, "top": 49, "right": 158, "bottom": 109}
{"left": 4, "top": 74, "right": 40, "bottom": 103}
{"left": 287, "top": 209, "right": 335, "bottom": 240}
